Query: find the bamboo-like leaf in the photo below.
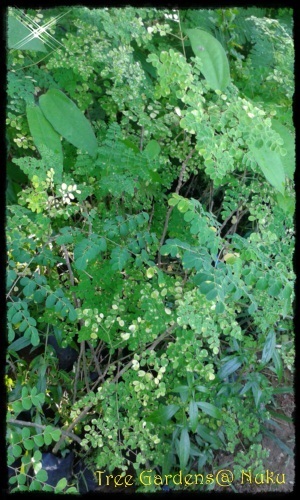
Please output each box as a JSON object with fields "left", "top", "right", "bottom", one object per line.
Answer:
{"left": 186, "top": 28, "right": 230, "bottom": 90}
{"left": 178, "top": 428, "right": 190, "bottom": 470}
{"left": 218, "top": 357, "right": 242, "bottom": 379}
{"left": 261, "top": 330, "right": 276, "bottom": 365}
{"left": 197, "top": 401, "right": 222, "bottom": 419}
{"left": 189, "top": 401, "right": 198, "bottom": 432}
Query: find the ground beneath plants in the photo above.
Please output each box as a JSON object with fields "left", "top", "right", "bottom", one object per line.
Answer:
{"left": 215, "top": 390, "right": 295, "bottom": 494}
{"left": 89, "top": 389, "right": 295, "bottom": 494}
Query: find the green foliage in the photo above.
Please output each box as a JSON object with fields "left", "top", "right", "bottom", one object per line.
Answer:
{"left": 186, "top": 28, "right": 230, "bottom": 90}
{"left": 39, "top": 89, "right": 98, "bottom": 156}
{"left": 6, "top": 6, "right": 294, "bottom": 494}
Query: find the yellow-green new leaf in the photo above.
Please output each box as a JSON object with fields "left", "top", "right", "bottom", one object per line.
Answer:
{"left": 186, "top": 28, "right": 230, "bottom": 91}
{"left": 39, "top": 89, "right": 97, "bottom": 157}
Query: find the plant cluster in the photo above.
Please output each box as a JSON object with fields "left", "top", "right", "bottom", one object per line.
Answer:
{"left": 6, "top": 6, "right": 294, "bottom": 493}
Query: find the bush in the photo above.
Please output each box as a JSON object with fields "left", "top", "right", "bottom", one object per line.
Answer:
{"left": 6, "top": 6, "right": 294, "bottom": 493}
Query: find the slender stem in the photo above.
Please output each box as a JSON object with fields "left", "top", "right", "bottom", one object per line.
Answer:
{"left": 73, "top": 341, "right": 85, "bottom": 404}
{"left": 139, "top": 126, "right": 145, "bottom": 152}
{"left": 87, "top": 341, "right": 102, "bottom": 377}
{"left": 8, "top": 419, "right": 82, "bottom": 445}
{"left": 52, "top": 403, "right": 94, "bottom": 454}
{"left": 157, "top": 148, "right": 196, "bottom": 265}
{"left": 51, "top": 322, "right": 178, "bottom": 453}
{"left": 178, "top": 10, "right": 186, "bottom": 59}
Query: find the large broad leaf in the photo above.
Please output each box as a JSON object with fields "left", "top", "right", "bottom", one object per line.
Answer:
{"left": 26, "top": 105, "right": 63, "bottom": 163}
{"left": 186, "top": 28, "right": 230, "bottom": 91}
{"left": 39, "top": 89, "right": 97, "bottom": 157}
{"left": 271, "top": 119, "right": 295, "bottom": 180}
{"left": 8, "top": 15, "right": 47, "bottom": 52}
{"left": 249, "top": 143, "right": 285, "bottom": 194}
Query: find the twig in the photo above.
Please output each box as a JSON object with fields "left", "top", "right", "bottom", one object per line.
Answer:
{"left": 87, "top": 341, "right": 102, "bottom": 377}
{"left": 81, "top": 202, "right": 93, "bottom": 237}
{"left": 148, "top": 201, "right": 155, "bottom": 230}
{"left": 223, "top": 208, "right": 248, "bottom": 238}
{"left": 73, "top": 341, "right": 85, "bottom": 404}
{"left": 209, "top": 181, "right": 214, "bottom": 212}
{"left": 61, "top": 244, "right": 81, "bottom": 308}
{"left": 8, "top": 419, "right": 82, "bottom": 445}
{"left": 52, "top": 403, "right": 94, "bottom": 454}
{"left": 51, "top": 323, "right": 178, "bottom": 452}
{"left": 139, "top": 126, "right": 145, "bottom": 152}
{"left": 82, "top": 342, "right": 90, "bottom": 392}
{"left": 157, "top": 148, "right": 195, "bottom": 266}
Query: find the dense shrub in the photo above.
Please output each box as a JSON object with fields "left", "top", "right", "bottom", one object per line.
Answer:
{"left": 6, "top": 6, "right": 294, "bottom": 493}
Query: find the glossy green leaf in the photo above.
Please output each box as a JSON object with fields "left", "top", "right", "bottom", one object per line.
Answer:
{"left": 183, "top": 210, "right": 196, "bottom": 222}
{"left": 251, "top": 382, "right": 262, "bottom": 408}
{"left": 186, "top": 28, "right": 230, "bottom": 90}
{"left": 268, "top": 410, "right": 293, "bottom": 424}
{"left": 12, "top": 444, "right": 23, "bottom": 458}
{"left": 39, "top": 89, "right": 97, "bottom": 157}
{"left": 23, "top": 438, "right": 35, "bottom": 451}
{"left": 218, "top": 357, "right": 242, "bottom": 379}
{"left": 26, "top": 105, "right": 63, "bottom": 163}
{"left": 197, "top": 401, "right": 222, "bottom": 419}
{"left": 189, "top": 401, "right": 198, "bottom": 432}
{"left": 272, "top": 349, "right": 283, "bottom": 382}
{"left": 55, "top": 478, "right": 68, "bottom": 492}
{"left": 33, "top": 450, "right": 42, "bottom": 462}
{"left": 249, "top": 143, "right": 285, "bottom": 194}
{"left": 146, "top": 404, "right": 180, "bottom": 424}
{"left": 196, "top": 424, "right": 223, "bottom": 448}
{"left": 8, "top": 335, "right": 31, "bottom": 353}
{"left": 36, "top": 469, "right": 48, "bottom": 482}
{"left": 50, "top": 429, "right": 61, "bottom": 442}
{"left": 261, "top": 330, "right": 276, "bottom": 364}
{"left": 172, "top": 385, "right": 189, "bottom": 403}
{"left": 178, "top": 428, "right": 190, "bottom": 470}
{"left": 33, "top": 434, "right": 44, "bottom": 447}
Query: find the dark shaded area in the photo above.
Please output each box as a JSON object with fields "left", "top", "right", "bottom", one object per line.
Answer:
{"left": 41, "top": 451, "right": 74, "bottom": 487}
{"left": 48, "top": 335, "right": 78, "bottom": 372}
